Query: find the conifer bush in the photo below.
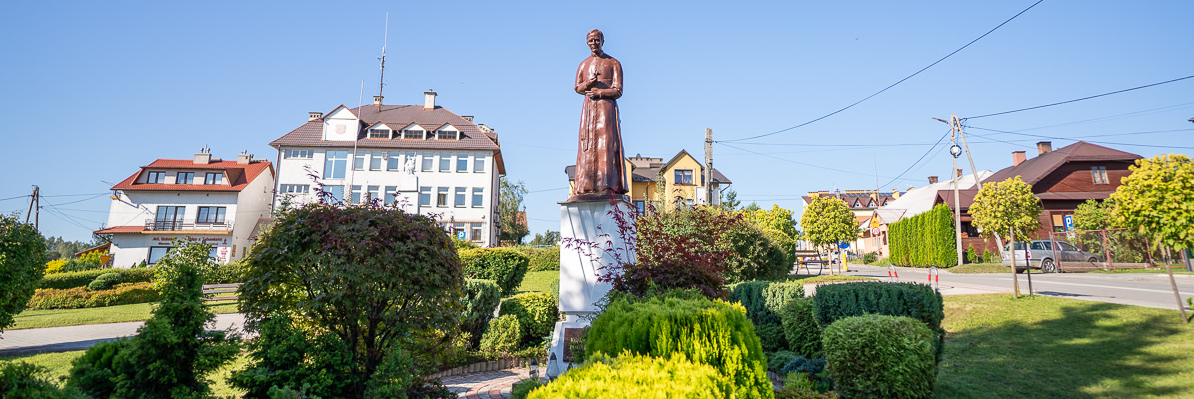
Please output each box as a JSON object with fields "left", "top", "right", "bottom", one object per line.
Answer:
{"left": 729, "top": 280, "right": 804, "bottom": 352}
{"left": 498, "top": 292, "right": 559, "bottom": 347}
{"left": 812, "top": 281, "right": 945, "bottom": 359}
{"left": 822, "top": 315, "right": 936, "bottom": 399}
{"left": 461, "top": 279, "right": 502, "bottom": 348}
{"left": 779, "top": 297, "right": 821, "bottom": 357}
{"left": 459, "top": 248, "right": 530, "bottom": 295}
{"left": 888, "top": 204, "right": 956, "bottom": 267}
{"left": 87, "top": 272, "right": 122, "bottom": 291}
{"left": 478, "top": 315, "right": 521, "bottom": 356}
{"left": 586, "top": 296, "right": 772, "bottom": 398}
{"left": 527, "top": 352, "right": 734, "bottom": 399}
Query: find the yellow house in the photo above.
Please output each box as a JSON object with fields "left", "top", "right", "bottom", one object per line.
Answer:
{"left": 565, "top": 150, "right": 732, "bottom": 213}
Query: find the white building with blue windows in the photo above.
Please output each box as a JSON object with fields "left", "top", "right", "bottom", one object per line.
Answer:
{"left": 96, "top": 150, "right": 275, "bottom": 267}
{"left": 270, "top": 91, "right": 505, "bottom": 246}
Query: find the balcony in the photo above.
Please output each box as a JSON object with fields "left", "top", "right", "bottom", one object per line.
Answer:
{"left": 145, "top": 219, "right": 232, "bottom": 232}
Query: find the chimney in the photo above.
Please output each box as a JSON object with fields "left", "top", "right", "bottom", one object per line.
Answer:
{"left": 308, "top": 112, "right": 323, "bottom": 121}
{"left": 424, "top": 90, "right": 437, "bottom": 110}
{"left": 373, "top": 95, "right": 383, "bottom": 106}
{"left": 1037, "top": 141, "right": 1052, "bottom": 155}
{"left": 892, "top": 189, "right": 900, "bottom": 198}
{"left": 194, "top": 148, "right": 211, "bottom": 164}
{"left": 461, "top": 115, "right": 474, "bottom": 122}
{"left": 237, "top": 153, "right": 252, "bottom": 164}
{"left": 928, "top": 176, "right": 939, "bottom": 184}
{"left": 1013, "top": 151, "right": 1027, "bottom": 166}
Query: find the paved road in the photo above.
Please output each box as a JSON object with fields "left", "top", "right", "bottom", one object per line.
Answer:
{"left": 839, "top": 264, "right": 1194, "bottom": 311}
{"left": 0, "top": 313, "right": 247, "bottom": 357}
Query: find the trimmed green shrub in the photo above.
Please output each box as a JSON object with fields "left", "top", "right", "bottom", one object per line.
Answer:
{"left": 207, "top": 260, "right": 246, "bottom": 284}
{"left": 779, "top": 298, "right": 821, "bottom": 357}
{"left": 888, "top": 204, "right": 956, "bottom": 267}
{"left": 861, "top": 251, "right": 879, "bottom": 265}
{"left": 723, "top": 223, "right": 791, "bottom": 283}
{"left": 67, "top": 338, "right": 130, "bottom": 397}
{"left": 812, "top": 281, "right": 945, "bottom": 358}
{"left": 527, "top": 352, "right": 735, "bottom": 399}
{"left": 776, "top": 370, "right": 839, "bottom": 399}
{"left": 27, "top": 283, "right": 159, "bottom": 310}
{"left": 513, "top": 246, "right": 560, "bottom": 272}
{"left": 768, "top": 350, "right": 798, "bottom": 371}
{"left": 39, "top": 268, "right": 155, "bottom": 290}
{"left": 479, "top": 315, "right": 521, "bottom": 356}
{"left": 730, "top": 280, "right": 804, "bottom": 352}
{"left": 461, "top": 279, "right": 502, "bottom": 349}
{"left": 510, "top": 378, "right": 543, "bottom": 399}
{"left": 780, "top": 356, "right": 831, "bottom": 392}
{"left": 823, "top": 315, "right": 936, "bottom": 399}
{"left": 586, "top": 297, "right": 772, "bottom": 398}
{"left": 459, "top": 248, "right": 529, "bottom": 295}
{"left": 88, "top": 273, "right": 123, "bottom": 291}
{"left": 498, "top": 292, "right": 558, "bottom": 347}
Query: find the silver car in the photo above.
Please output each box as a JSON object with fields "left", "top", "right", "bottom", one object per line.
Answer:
{"left": 1001, "top": 240, "right": 1102, "bottom": 273}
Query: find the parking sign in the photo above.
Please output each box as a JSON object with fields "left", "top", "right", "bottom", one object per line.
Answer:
{"left": 1064, "top": 215, "right": 1074, "bottom": 231}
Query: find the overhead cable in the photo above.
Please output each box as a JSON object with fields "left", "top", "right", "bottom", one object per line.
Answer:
{"left": 965, "top": 75, "right": 1194, "bottom": 119}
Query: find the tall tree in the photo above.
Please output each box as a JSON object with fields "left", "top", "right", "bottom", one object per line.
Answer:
{"left": 742, "top": 204, "right": 798, "bottom": 240}
{"left": 800, "top": 197, "right": 857, "bottom": 274}
{"left": 529, "top": 230, "right": 560, "bottom": 246}
{"left": 969, "top": 176, "right": 1041, "bottom": 298}
{"left": 720, "top": 188, "right": 741, "bottom": 211}
{"left": 1109, "top": 154, "right": 1193, "bottom": 322}
{"left": 499, "top": 176, "right": 529, "bottom": 245}
{"left": 0, "top": 214, "right": 45, "bottom": 334}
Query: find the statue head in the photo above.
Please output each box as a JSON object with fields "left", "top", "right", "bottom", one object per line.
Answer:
{"left": 587, "top": 29, "right": 604, "bottom": 55}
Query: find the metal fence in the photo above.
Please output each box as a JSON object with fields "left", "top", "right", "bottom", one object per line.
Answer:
{"left": 1047, "top": 228, "right": 1187, "bottom": 271}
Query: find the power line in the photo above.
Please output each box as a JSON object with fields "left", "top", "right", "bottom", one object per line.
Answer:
{"left": 965, "top": 75, "right": 1194, "bottom": 119}
{"left": 877, "top": 128, "right": 952, "bottom": 189}
{"left": 0, "top": 195, "right": 29, "bottom": 202}
{"left": 41, "top": 192, "right": 111, "bottom": 198}
{"left": 718, "top": 142, "right": 921, "bottom": 182}
{"left": 721, "top": 0, "right": 1045, "bottom": 143}
{"left": 967, "top": 126, "right": 1194, "bottom": 149}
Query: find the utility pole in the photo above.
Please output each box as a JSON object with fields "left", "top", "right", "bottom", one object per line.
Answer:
{"left": 25, "top": 186, "right": 39, "bottom": 231}
{"left": 944, "top": 117, "right": 964, "bottom": 267}
{"left": 704, "top": 128, "right": 713, "bottom": 205}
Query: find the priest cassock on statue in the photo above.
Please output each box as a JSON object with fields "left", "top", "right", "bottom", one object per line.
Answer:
{"left": 570, "top": 29, "right": 627, "bottom": 201}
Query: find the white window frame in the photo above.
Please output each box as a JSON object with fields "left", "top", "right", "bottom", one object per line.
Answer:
{"left": 146, "top": 171, "right": 165, "bottom": 184}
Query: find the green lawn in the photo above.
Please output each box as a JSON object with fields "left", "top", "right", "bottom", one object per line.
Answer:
{"left": 786, "top": 274, "right": 875, "bottom": 285}
{"left": 513, "top": 270, "right": 559, "bottom": 296}
{"left": 0, "top": 350, "right": 249, "bottom": 397}
{"left": 936, "top": 294, "right": 1194, "bottom": 398}
{"left": 947, "top": 262, "right": 1010, "bottom": 274}
{"left": 9, "top": 301, "right": 239, "bottom": 330}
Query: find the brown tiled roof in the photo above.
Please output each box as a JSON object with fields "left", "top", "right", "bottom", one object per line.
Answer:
{"left": 985, "top": 141, "right": 1141, "bottom": 186}
{"left": 94, "top": 226, "right": 146, "bottom": 234}
{"left": 111, "top": 159, "right": 273, "bottom": 192}
{"left": 934, "top": 189, "right": 979, "bottom": 210}
{"left": 563, "top": 163, "right": 732, "bottom": 184}
{"left": 271, "top": 104, "right": 500, "bottom": 152}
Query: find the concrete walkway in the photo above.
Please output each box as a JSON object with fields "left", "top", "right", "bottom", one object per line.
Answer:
{"left": 0, "top": 313, "right": 247, "bottom": 357}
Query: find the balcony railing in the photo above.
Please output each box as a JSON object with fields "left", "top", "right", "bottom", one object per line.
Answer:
{"left": 145, "top": 219, "right": 232, "bottom": 232}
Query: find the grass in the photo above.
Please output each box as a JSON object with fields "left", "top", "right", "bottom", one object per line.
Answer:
{"left": 786, "top": 274, "right": 875, "bottom": 285}
{"left": 1084, "top": 267, "right": 1194, "bottom": 275}
{"left": 0, "top": 350, "right": 249, "bottom": 397}
{"left": 512, "top": 270, "right": 559, "bottom": 296}
{"left": 9, "top": 301, "right": 239, "bottom": 330}
{"left": 936, "top": 294, "right": 1194, "bottom": 398}
{"left": 947, "top": 262, "right": 1010, "bottom": 274}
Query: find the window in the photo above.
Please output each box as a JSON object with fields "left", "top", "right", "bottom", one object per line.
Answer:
{"left": 1058, "top": 242, "right": 1079, "bottom": 252}
{"left": 437, "top": 187, "right": 449, "bottom": 207}
{"left": 674, "top": 169, "right": 693, "bottom": 185}
{"left": 205, "top": 173, "right": 224, "bottom": 185}
{"left": 324, "top": 151, "right": 348, "bottom": 179}
{"left": 422, "top": 153, "right": 434, "bottom": 172}
{"left": 368, "top": 128, "right": 389, "bottom": 139}
{"left": 325, "top": 185, "right": 344, "bottom": 202}
{"left": 196, "top": 206, "right": 226, "bottom": 224}
{"left": 284, "top": 149, "right": 313, "bottom": 159}
{"left": 154, "top": 206, "right": 184, "bottom": 230}
{"left": 387, "top": 153, "right": 401, "bottom": 171}
{"left": 384, "top": 186, "right": 397, "bottom": 205}
{"left": 146, "top": 171, "right": 165, "bottom": 184}
{"left": 1092, "top": 166, "right": 1109, "bottom": 184}
{"left": 176, "top": 172, "right": 194, "bottom": 184}
{"left": 439, "top": 154, "right": 451, "bottom": 172}
{"left": 369, "top": 151, "right": 383, "bottom": 171}
{"left": 351, "top": 185, "right": 362, "bottom": 204}
{"left": 470, "top": 222, "right": 483, "bottom": 242}
{"left": 472, "top": 188, "right": 484, "bottom": 207}
{"left": 456, "top": 154, "right": 469, "bottom": 172}
{"left": 280, "top": 184, "right": 310, "bottom": 194}
{"left": 474, "top": 154, "right": 486, "bottom": 173}
{"left": 633, "top": 200, "right": 645, "bottom": 215}
{"left": 354, "top": 151, "right": 367, "bottom": 171}
{"left": 1030, "top": 241, "right": 1051, "bottom": 251}
{"left": 402, "top": 128, "right": 424, "bottom": 139}
{"left": 148, "top": 246, "right": 174, "bottom": 265}
{"left": 367, "top": 185, "right": 379, "bottom": 202}
{"left": 455, "top": 187, "right": 466, "bottom": 207}
{"left": 437, "top": 130, "right": 458, "bottom": 140}
{"left": 419, "top": 187, "right": 431, "bottom": 207}
{"left": 453, "top": 222, "right": 467, "bottom": 240}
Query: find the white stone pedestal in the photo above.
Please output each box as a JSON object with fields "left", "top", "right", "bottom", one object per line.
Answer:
{"left": 547, "top": 199, "right": 634, "bottom": 377}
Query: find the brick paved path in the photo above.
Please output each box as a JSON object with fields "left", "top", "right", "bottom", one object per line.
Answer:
{"left": 442, "top": 368, "right": 542, "bottom": 399}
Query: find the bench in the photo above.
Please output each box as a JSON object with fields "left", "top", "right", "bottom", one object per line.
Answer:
{"left": 793, "top": 250, "right": 827, "bottom": 275}
{"left": 201, "top": 283, "right": 241, "bottom": 302}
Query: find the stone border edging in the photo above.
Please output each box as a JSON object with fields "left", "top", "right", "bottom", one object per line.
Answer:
{"left": 428, "top": 357, "right": 547, "bottom": 381}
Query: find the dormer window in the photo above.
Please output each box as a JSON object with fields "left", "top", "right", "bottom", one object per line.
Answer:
{"left": 368, "top": 128, "right": 390, "bottom": 139}
{"left": 146, "top": 171, "right": 166, "bottom": 184}
{"left": 436, "top": 129, "right": 459, "bottom": 140}
{"left": 177, "top": 172, "right": 194, "bottom": 184}
{"left": 205, "top": 172, "right": 224, "bottom": 185}
{"left": 402, "top": 128, "right": 425, "bottom": 140}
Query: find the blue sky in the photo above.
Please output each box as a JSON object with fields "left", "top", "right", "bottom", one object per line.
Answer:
{"left": 3, "top": 1, "right": 1192, "bottom": 243}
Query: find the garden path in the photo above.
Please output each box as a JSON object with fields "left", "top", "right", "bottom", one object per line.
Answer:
{"left": 442, "top": 368, "right": 540, "bottom": 399}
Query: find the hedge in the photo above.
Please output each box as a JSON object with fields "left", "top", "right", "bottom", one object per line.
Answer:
{"left": 479, "top": 315, "right": 521, "bottom": 356}
{"left": 514, "top": 247, "right": 560, "bottom": 272}
{"left": 586, "top": 297, "right": 772, "bottom": 399}
{"left": 729, "top": 280, "right": 804, "bottom": 352}
{"left": 527, "top": 352, "right": 734, "bottom": 399}
{"left": 461, "top": 279, "right": 502, "bottom": 347}
{"left": 888, "top": 204, "right": 956, "bottom": 267}
{"left": 26, "top": 283, "right": 160, "bottom": 310}
{"left": 823, "top": 315, "right": 936, "bottom": 399}
{"left": 779, "top": 298, "right": 821, "bottom": 357}
{"left": 812, "top": 281, "right": 945, "bottom": 359}
{"left": 459, "top": 248, "right": 529, "bottom": 295}
{"left": 39, "top": 268, "right": 156, "bottom": 290}
{"left": 498, "top": 292, "right": 559, "bottom": 347}
{"left": 87, "top": 273, "right": 123, "bottom": 291}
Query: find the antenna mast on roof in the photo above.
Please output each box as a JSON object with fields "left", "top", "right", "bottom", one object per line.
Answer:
{"left": 376, "top": 13, "right": 388, "bottom": 110}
